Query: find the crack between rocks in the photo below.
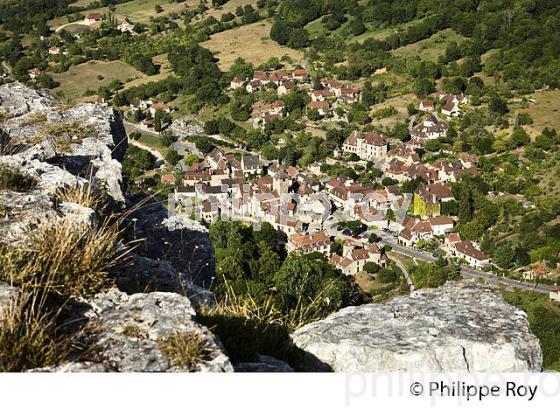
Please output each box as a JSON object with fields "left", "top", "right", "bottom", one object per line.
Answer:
{"left": 460, "top": 345, "right": 470, "bottom": 372}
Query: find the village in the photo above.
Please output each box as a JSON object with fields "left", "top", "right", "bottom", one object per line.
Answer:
{"left": 127, "top": 66, "right": 498, "bottom": 280}
{"left": 5, "top": 2, "right": 558, "bottom": 308}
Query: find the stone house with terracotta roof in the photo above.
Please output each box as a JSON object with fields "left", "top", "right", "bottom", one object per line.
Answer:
{"left": 342, "top": 130, "right": 388, "bottom": 161}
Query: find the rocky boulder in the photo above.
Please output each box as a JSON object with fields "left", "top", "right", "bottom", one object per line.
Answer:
{"left": 0, "top": 82, "right": 127, "bottom": 202}
{"left": 291, "top": 281, "right": 543, "bottom": 372}
{"left": 35, "top": 289, "right": 232, "bottom": 372}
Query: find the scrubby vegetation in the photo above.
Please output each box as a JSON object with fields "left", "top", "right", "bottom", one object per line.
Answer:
{"left": 198, "top": 220, "right": 367, "bottom": 365}
{"left": 0, "top": 217, "right": 125, "bottom": 299}
{"left": 502, "top": 290, "right": 560, "bottom": 371}
{"left": 0, "top": 208, "right": 127, "bottom": 371}
{"left": 159, "top": 331, "right": 215, "bottom": 370}
{"left": 409, "top": 260, "right": 461, "bottom": 289}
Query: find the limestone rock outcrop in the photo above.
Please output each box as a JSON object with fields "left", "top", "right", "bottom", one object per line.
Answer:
{"left": 0, "top": 83, "right": 228, "bottom": 373}
{"left": 32, "top": 289, "right": 232, "bottom": 373}
{"left": 0, "top": 82, "right": 127, "bottom": 202}
{"left": 291, "top": 281, "right": 543, "bottom": 372}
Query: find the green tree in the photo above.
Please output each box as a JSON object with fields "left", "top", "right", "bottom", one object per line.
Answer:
{"left": 494, "top": 242, "right": 516, "bottom": 269}
{"left": 183, "top": 153, "right": 199, "bottom": 167}
{"left": 414, "top": 78, "right": 435, "bottom": 97}
{"left": 364, "top": 262, "right": 380, "bottom": 275}
{"left": 410, "top": 262, "right": 448, "bottom": 289}
{"left": 489, "top": 96, "right": 508, "bottom": 115}
{"left": 154, "top": 109, "right": 162, "bottom": 132}
{"left": 458, "top": 190, "right": 474, "bottom": 224}
{"left": 165, "top": 149, "right": 180, "bottom": 165}
{"left": 349, "top": 19, "right": 366, "bottom": 36}
{"left": 510, "top": 126, "right": 530, "bottom": 147}
{"left": 270, "top": 20, "right": 291, "bottom": 45}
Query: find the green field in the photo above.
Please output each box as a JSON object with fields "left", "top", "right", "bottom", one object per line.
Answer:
{"left": 52, "top": 60, "right": 142, "bottom": 98}
{"left": 353, "top": 19, "right": 427, "bottom": 44}
{"left": 305, "top": 17, "right": 428, "bottom": 44}
{"left": 137, "top": 132, "right": 168, "bottom": 157}
{"left": 517, "top": 90, "right": 560, "bottom": 134}
{"left": 392, "top": 28, "right": 466, "bottom": 61}
{"left": 51, "top": 0, "right": 188, "bottom": 28}
{"left": 60, "top": 23, "right": 92, "bottom": 34}
{"left": 305, "top": 17, "right": 328, "bottom": 38}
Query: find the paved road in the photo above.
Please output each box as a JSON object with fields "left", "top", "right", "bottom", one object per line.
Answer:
{"left": 376, "top": 230, "right": 556, "bottom": 294}
{"left": 391, "top": 256, "right": 415, "bottom": 291}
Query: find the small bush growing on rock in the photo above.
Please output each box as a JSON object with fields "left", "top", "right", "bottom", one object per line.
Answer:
{"left": 159, "top": 331, "right": 214, "bottom": 370}
{"left": 56, "top": 182, "right": 105, "bottom": 213}
{"left": 0, "top": 289, "right": 102, "bottom": 372}
{"left": 0, "top": 293, "right": 62, "bottom": 372}
{"left": 0, "top": 216, "right": 127, "bottom": 299}
{"left": 0, "top": 165, "right": 36, "bottom": 192}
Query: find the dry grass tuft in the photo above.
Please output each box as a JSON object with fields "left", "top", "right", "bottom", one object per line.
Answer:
{"left": 0, "top": 216, "right": 127, "bottom": 299}
{"left": 0, "top": 293, "right": 61, "bottom": 372}
{"left": 43, "top": 122, "right": 97, "bottom": 153}
{"left": 197, "top": 278, "right": 331, "bottom": 364}
{"left": 0, "top": 289, "right": 103, "bottom": 372}
{"left": 159, "top": 331, "right": 214, "bottom": 370}
{"left": 25, "top": 114, "right": 48, "bottom": 126}
{"left": 56, "top": 182, "right": 105, "bottom": 213}
{"left": 0, "top": 164, "right": 37, "bottom": 192}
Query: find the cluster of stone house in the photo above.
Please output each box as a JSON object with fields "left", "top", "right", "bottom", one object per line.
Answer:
{"left": 384, "top": 152, "right": 477, "bottom": 184}
{"left": 232, "top": 69, "right": 361, "bottom": 126}
{"left": 397, "top": 218, "right": 490, "bottom": 268}
{"left": 438, "top": 94, "right": 469, "bottom": 118}
{"left": 171, "top": 147, "right": 335, "bottom": 231}
{"left": 419, "top": 94, "right": 470, "bottom": 118}
{"left": 324, "top": 175, "right": 405, "bottom": 223}
{"left": 397, "top": 215, "right": 455, "bottom": 247}
{"left": 231, "top": 69, "right": 309, "bottom": 94}
{"left": 409, "top": 114, "right": 449, "bottom": 148}
{"left": 330, "top": 243, "right": 387, "bottom": 276}
{"left": 128, "top": 99, "right": 172, "bottom": 129}
{"left": 161, "top": 118, "right": 492, "bottom": 271}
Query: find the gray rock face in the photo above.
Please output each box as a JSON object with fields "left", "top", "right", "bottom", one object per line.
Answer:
{"left": 34, "top": 289, "right": 232, "bottom": 373}
{"left": 1, "top": 84, "right": 228, "bottom": 373}
{"left": 114, "top": 255, "right": 216, "bottom": 308}
{"left": 291, "top": 282, "right": 543, "bottom": 372}
{"left": 0, "top": 82, "right": 126, "bottom": 202}
{"left": 126, "top": 206, "right": 215, "bottom": 289}
{"left": 81, "top": 289, "right": 232, "bottom": 372}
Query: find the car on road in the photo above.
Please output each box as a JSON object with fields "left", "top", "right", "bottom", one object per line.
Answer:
{"left": 341, "top": 228, "right": 351, "bottom": 236}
